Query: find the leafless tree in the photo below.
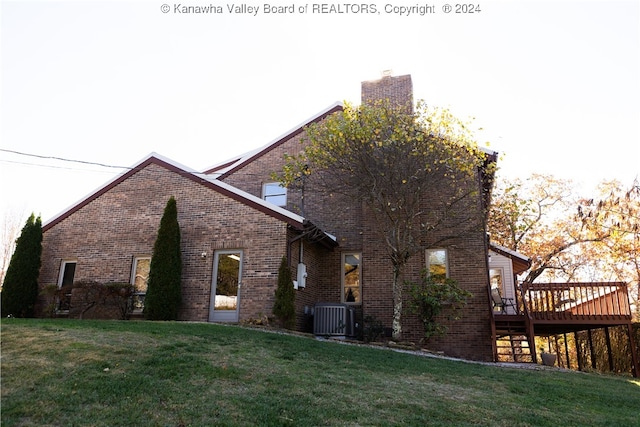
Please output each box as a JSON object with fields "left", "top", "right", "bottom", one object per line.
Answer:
{"left": 0, "top": 208, "right": 26, "bottom": 287}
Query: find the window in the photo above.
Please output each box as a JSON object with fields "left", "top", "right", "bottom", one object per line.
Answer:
{"left": 490, "top": 268, "right": 514, "bottom": 313}
{"left": 426, "top": 249, "right": 448, "bottom": 279}
{"left": 57, "top": 260, "right": 76, "bottom": 312}
{"left": 489, "top": 268, "right": 504, "bottom": 292}
{"left": 131, "top": 257, "right": 150, "bottom": 311}
{"left": 342, "top": 253, "right": 361, "bottom": 304}
{"left": 263, "top": 182, "right": 287, "bottom": 207}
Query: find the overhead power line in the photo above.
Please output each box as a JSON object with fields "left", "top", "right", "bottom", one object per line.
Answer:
{"left": 0, "top": 148, "right": 129, "bottom": 169}
{"left": 0, "top": 158, "right": 118, "bottom": 174}
{"left": 0, "top": 147, "right": 273, "bottom": 179}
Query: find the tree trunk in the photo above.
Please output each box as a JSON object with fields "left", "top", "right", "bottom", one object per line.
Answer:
{"left": 392, "top": 264, "right": 403, "bottom": 341}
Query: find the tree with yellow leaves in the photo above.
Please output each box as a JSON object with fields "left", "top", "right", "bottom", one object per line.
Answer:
{"left": 279, "top": 100, "right": 492, "bottom": 340}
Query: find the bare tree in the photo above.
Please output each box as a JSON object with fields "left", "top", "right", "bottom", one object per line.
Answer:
{"left": 488, "top": 174, "right": 637, "bottom": 290}
{"left": 0, "top": 208, "right": 26, "bottom": 287}
{"left": 578, "top": 179, "right": 640, "bottom": 320}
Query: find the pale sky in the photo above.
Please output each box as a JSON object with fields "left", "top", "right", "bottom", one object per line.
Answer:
{"left": 1, "top": 0, "right": 639, "bottom": 225}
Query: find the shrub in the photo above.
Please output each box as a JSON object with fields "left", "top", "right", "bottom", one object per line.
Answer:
{"left": 66, "top": 281, "right": 134, "bottom": 320}
{"left": 1, "top": 214, "right": 42, "bottom": 318}
{"left": 406, "top": 272, "right": 472, "bottom": 342}
{"left": 362, "top": 314, "right": 385, "bottom": 343}
{"left": 273, "top": 257, "right": 295, "bottom": 329}
{"left": 39, "top": 284, "right": 61, "bottom": 318}
{"left": 144, "top": 197, "right": 182, "bottom": 320}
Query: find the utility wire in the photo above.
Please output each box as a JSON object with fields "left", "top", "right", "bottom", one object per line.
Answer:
{"left": 0, "top": 148, "right": 130, "bottom": 169}
{"left": 0, "top": 148, "right": 272, "bottom": 179}
{"left": 0, "top": 158, "right": 118, "bottom": 173}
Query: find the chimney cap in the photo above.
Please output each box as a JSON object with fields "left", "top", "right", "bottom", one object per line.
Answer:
{"left": 382, "top": 69, "right": 393, "bottom": 77}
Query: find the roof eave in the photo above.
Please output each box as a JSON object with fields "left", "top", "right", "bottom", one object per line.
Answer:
{"left": 42, "top": 153, "right": 306, "bottom": 232}
{"left": 206, "top": 102, "right": 344, "bottom": 179}
{"left": 489, "top": 242, "right": 532, "bottom": 274}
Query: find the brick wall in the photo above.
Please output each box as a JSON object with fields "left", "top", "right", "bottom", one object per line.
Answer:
{"left": 38, "top": 162, "right": 295, "bottom": 323}
{"left": 223, "top": 158, "right": 493, "bottom": 361}
{"left": 219, "top": 74, "right": 494, "bottom": 361}
{"left": 361, "top": 73, "right": 414, "bottom": 113}
{"left": 287, "top": 234, "right": 338, "bottom": 332}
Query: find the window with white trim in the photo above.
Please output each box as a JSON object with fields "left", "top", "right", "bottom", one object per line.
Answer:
{"left": 262, "top": 182, "right": 287, "bottom": 207}
{"left": 342, "top": 253, "right": 361, "bottom": 304}
{"left": 131, "top": 256, "right": 151, "bottom": 312}
{"left": 489, "top": 268, "right": 504, "bottom": 293}
{"left": 490, "top": 268, "right": 510, "bottom": 313}
{"left": 426, "top": 249, "right": 448, "bottom": 279}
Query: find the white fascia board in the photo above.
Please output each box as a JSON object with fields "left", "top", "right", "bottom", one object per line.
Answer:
{"left": 479, "top": 146, "right": 498, "bottom": 156}
{"left": 203, "top": 147, "right": 262, "bottom": 177}
{"left": 202, "top": 101, "right": 344, "bottom": 176}
{"left": 150, "top": 152, "right": 306, "bottom": 225}
{"left": 42, "top": 152, "right": 178, "bottom": 227}
{"left": 324, "top": 231, "right": 337, "bottom": 242}
{"left": 43, "top": 152, "right": 306, "bottom": 228}
{"left": 198, "top": 173, "right": 305, "bottom": 224}
{"left": 489, "top": 242, "right": 530, "bottom": 263}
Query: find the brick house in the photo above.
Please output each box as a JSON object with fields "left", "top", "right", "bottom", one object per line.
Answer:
{"left": 38, "top": 154, "right": 338, "bottom": 323}
{"left": 37, "top": 74, "right": 501, "bottom": 362}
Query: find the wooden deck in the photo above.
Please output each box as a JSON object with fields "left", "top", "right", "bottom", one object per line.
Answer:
{"left": 490, "top": 282, "right": 638, "bottom": 377}
{"left": 523, "top": 282, "right": 633, "bottom": 333}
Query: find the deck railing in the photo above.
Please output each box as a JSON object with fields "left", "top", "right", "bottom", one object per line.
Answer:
{"left": 521, "top": 282, "right": 631, "bottom": 321}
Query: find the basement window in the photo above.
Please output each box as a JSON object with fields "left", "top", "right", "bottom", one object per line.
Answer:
{"left": 342, "top": 253, "right": 361, "bottom": 304}
{"left": 263, "top": 182, "right": 287, "bottom": 207}
{"left": 131, "top": 256, "right": 151, "bottom": 312}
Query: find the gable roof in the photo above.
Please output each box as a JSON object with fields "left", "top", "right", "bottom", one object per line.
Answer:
{"left": 489, "top": 243, "right": 532, "bottom": 275}
{"left": 203, "top": 102, "right": 343, "bottom": 178}
{"left": 42, "top": 152, "right": 308, "bottom": 232}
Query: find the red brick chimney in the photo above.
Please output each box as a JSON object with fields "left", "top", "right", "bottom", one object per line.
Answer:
{"left": 361, "top": 71, "right": 413, "bottom": 113}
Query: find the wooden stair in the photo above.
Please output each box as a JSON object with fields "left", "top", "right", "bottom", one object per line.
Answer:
{"left": 496, "top": 334, "right": 533, "bottom": 362}
{"left": 494, "top": 316, "right": 534, "bottom": 363}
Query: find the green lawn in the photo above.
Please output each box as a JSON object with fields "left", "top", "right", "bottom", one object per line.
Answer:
{"left": 2, "top": 319, "right": 639, "bottom": 426}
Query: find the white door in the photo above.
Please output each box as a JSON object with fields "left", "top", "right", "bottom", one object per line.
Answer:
{"left": 209, "top": 250, "right": 242, "bottom": 322}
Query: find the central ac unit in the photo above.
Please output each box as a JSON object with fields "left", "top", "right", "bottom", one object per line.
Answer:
{"left": 313, "top": 303, "right": 356, "bottom": 338}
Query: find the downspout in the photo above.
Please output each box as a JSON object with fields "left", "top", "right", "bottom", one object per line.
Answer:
{"left": 478, "top": 156, "right": 499, "bottom": 363}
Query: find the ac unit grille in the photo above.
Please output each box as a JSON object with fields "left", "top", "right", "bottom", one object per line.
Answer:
{"left": 313, "top": 303, "right": 355, "bottom": 337}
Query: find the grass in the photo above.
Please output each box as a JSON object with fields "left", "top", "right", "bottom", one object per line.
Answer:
{"left": 2, "top": 319, "right": 639, "bottom": 426}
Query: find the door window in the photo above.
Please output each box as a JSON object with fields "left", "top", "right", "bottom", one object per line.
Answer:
{"left": 210, "top": 250, "right": 242, "bottom": 322}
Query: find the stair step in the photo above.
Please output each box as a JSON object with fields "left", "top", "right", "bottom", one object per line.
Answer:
{"left": 496, "top": 334, "right": 534, "bottom": 363}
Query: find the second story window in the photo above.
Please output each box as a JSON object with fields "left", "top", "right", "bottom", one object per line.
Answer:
{"left": 263, "top": 182, "right": 287, "bottom": 207}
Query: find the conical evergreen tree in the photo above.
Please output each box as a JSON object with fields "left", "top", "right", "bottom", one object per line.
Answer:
{"left": 1, "top": 214, "right": 43, "bottom": 317}
{"left": 273, "top": 256, "right": 295, "bottom": 329}
{"left": 144, "top": 197, "right": 182, "bottom": 320}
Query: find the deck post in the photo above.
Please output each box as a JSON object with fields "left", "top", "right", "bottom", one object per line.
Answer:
{"left": 574, "top": 331, "right": 583, "bottom": 372}
{"left": 604, "top": 327, "right": 614, "bottom": 372}
{"left": 587, "top": 329, "right": 597, "bottom": 370}
{"left": 563, "top": 333, "right": 570, "bottom": 370}
{"left": 627, "top": 323, "right": 639, "bottom": 378}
